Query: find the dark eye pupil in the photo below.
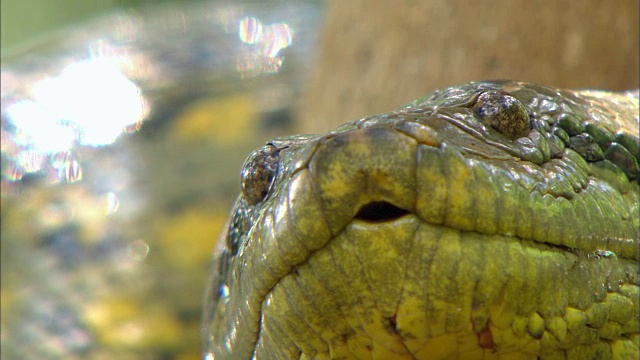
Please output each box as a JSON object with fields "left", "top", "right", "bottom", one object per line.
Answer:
{"left": 240, "top": 144, "right": 280, "bottom": 205}
{"left": 472, "top": 90, "right": 531, "bottom": 140}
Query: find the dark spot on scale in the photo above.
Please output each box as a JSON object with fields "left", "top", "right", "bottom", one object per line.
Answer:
{"left": 476, "top": 326, "right": 496, "bottom": 352}
{"left": 387, "top": 314, "right": 398, "bottom": 332}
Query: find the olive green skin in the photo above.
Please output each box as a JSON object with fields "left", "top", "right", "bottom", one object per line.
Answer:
{"left": 203, "top": 81, "right": 639, "bottom": 360}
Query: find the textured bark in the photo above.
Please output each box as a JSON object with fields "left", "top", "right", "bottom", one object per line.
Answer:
{"left": 298, "top": 0, "right": 639, "bottom": 132}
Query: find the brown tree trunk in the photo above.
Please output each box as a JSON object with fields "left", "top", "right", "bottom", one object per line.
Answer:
{"left": 298, "top": 0, "right": 639, "bottom": 132}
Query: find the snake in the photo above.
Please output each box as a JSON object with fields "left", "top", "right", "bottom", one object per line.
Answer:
{"left": 202, "top": 80, "right": 639, "bottom": 359}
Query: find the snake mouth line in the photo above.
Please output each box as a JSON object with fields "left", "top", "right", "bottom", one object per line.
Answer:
{"left": 349, "top": 200, "right": 613, "bottom": 258}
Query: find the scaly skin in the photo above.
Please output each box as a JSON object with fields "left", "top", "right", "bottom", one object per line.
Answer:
{"left": 203, "top": 81, "right": 639, "bottom": 360}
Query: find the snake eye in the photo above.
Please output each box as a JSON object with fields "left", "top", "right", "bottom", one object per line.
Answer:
{"left": 472, "top": 90, "right": 532, "bottom": 140}
{"left": 240, "top": 144, "right": 280, "bottom": 205}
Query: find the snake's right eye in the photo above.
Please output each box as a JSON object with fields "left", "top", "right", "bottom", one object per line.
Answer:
{"left": 472, "top": 90, "right": 532, "bottom": 140}
{"left": 240, "top": 144, "right": 280, "bottom": 205}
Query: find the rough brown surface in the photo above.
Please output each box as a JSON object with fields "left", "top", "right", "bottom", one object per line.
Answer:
{"left": 298, "top": 0, "right": 639, "bottom": 132}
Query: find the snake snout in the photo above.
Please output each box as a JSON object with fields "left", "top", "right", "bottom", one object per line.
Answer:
{"left": 308, "top": 126, "right": 418, "bottom": 234}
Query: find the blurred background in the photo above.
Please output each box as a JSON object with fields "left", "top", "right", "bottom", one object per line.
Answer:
{"left": 2, "top": 1, "right": 322, "bottom": 359}
{"left": 1, "top": 0, "right": 637, "bottom": 359}
{"left": 297, "top": 0, "right": 639, "bottom": 132}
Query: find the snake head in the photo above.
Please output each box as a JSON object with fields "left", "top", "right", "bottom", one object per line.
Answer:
{"left": 204, "top": 81, "right": 639, "bottom": 359}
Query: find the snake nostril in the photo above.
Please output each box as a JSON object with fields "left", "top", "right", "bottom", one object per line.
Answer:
{"left": 354, "top": 201, "right": 409, "bottom": 222}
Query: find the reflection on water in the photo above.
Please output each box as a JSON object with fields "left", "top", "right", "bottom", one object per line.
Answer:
{"left": 2, "top": 0, "right": 318, "bottom": 191}
{"left": 1, "top": 0, "right": 322, "bottom": 358}
{"left": 237, "top": 15, "right": 294, "bottom": 75}
{"left": 9, "top": 60, "right": 148, "bottom": 147}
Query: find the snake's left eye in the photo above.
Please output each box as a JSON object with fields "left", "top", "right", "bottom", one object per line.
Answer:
{"left": 472, "top": 90, "right": 532, "bottom": 140}
{"left": 240, "top": 144, "right": 280, "bottom": 205}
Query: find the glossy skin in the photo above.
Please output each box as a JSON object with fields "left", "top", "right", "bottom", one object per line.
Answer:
{"left": 203, "top": 81, "right": 639, "bottom": 360}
